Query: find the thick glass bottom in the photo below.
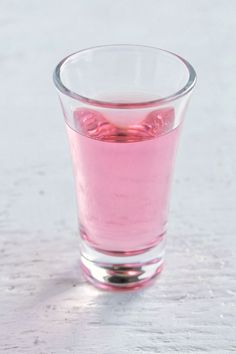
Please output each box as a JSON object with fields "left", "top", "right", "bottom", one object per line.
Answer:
{"left": 80, "top": 238, "right": 165, "bottom": 291}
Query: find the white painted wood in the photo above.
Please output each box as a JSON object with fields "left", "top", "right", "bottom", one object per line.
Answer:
{"left": 0, "top": 1, "right": 236, "bottom": 353}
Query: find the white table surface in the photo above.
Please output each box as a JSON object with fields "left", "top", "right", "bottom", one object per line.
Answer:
{"left": 1, "top": 1, "right": 236, "bottom": 353}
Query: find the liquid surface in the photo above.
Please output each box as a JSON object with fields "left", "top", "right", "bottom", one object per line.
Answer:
{"left": 67, "top": 106, "right": 180, "bottom": 253}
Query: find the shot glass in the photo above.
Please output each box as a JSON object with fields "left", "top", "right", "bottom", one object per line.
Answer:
{"left": 53, "top": 45, "right": 196, "bottom": 290}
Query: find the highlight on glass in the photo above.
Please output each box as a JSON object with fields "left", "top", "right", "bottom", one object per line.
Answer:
{"left": 53, "top": 45, "right": 196, "bottom": 290}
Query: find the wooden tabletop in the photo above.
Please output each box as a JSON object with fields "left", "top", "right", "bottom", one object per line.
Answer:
{"left": 1, "top": 1, "right": 236, "bottom": 353}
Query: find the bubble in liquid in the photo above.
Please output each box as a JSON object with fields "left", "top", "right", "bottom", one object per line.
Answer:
{"left": 73, "top": 108, "right": 105, "bottom": 135}
{"left": 143, "top": 107, "right": 175, "bottom": 136}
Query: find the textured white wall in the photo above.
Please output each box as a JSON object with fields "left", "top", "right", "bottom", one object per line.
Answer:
{"left": 0, "top": 1, "right": 236, "bottom": 353}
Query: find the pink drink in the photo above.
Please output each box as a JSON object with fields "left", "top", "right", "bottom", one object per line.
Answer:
{"left": 67, "top": 106, "right": 180, "bottom": 254}
{"left": 54, "top": 45, "right": 196, "bottom": 289}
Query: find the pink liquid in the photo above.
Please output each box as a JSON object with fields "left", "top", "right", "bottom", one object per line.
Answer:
{"left": 67, "top": 106, "right": 180, "bottom": 253}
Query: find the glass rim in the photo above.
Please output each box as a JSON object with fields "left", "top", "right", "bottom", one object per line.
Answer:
{"left": 53, "top": 44, "right": 197, "bottom": 109}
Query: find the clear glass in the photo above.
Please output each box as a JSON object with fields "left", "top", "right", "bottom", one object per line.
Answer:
{"left": 53, "top": 45, "right": 196, "bottom": 290}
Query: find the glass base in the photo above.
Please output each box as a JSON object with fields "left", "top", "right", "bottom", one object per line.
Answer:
{"left": 80, "top": 239, "right": 165, "bottom": 291}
